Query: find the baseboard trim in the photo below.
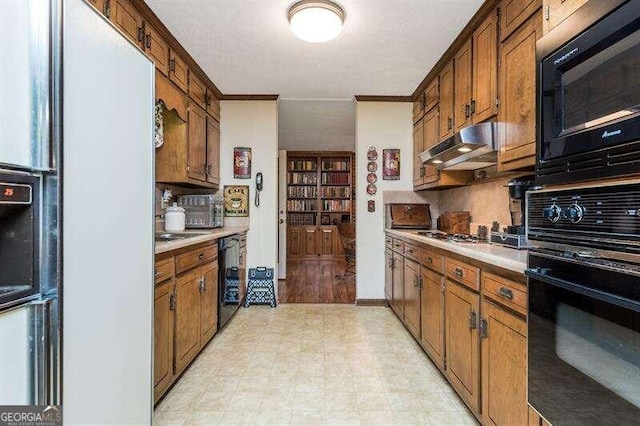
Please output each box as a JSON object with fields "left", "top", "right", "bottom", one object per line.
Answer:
{"left": 356, "top": 299, "right": 388, "bottom": 306}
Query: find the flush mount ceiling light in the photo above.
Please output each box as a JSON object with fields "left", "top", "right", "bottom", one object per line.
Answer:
{"left": 288, "top": 0, "right": 345, "bottom": 43}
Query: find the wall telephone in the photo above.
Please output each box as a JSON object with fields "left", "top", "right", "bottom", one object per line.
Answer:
{"left": 255, "top": 172, "right": 263, "bottom": 207}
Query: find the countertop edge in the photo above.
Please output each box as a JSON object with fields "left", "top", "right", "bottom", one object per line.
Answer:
{"left": 155, "top": 227, "right": 249, "bottom": 255}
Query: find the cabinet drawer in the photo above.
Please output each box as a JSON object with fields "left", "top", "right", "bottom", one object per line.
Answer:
{"left": 420, "top": 248, "right": 444, "bottom": 274}
{"left": 404, "top": 243, "right": 419, "bottom": 260}
{"left": 445, "top": 257, "right": 480, "bottom": 291}
{"left": 154, "top": 257, "right": 175, "bottom": 284}
{"left": 482, "top": 272, "right": 527, "bottom": 316}
{"left": 392, "top": 239, "right": 404, "bottom": 253}
{"left": 385, "top": 235, "right": 393, "bottom": 249}
{"left": 175, "top": 245, "right": 217, "bottom": 274}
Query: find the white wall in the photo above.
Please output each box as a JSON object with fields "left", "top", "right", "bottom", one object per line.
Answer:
{"left": 220, "top": 101, "right": 279, "bottom": 278}
{"left": 355, "top": 102, "right": 415, "bottom": 300}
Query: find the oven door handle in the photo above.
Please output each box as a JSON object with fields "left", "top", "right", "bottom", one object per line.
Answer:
{"left": 526, "top": 269, "right": 640, "bottom": 313}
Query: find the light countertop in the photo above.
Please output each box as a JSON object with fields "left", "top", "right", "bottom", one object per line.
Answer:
{"left": 386, "top": 229, "right": 528, "bottom": 274}
{"left": 155, "top": 227, "right": 249, "bottom": 254}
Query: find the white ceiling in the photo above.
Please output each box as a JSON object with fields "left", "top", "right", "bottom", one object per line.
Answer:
{"left": 144, "top": 0, "right": 483, "bottom": 99}
{"left": 278, "top": 100, "right": 355, "bottom": 151}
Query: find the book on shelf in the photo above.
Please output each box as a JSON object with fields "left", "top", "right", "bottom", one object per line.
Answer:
{"left": 322, "top": 199, "right": 352, "bottom": 212}
{"left": 286, "top": 199, "right": 317, "bottom": 211}
{"left": 321, "top": 173, "right": 349, "bottom": 185}
{"left": 321, "top": 159, "right": 350, "bottom": 171}
{"left": 289, "top": 172, "right": 318, "bottom": 185}
{"left": 287, "top": 212, "right": 316, "bottom": 226}
{"left": 288, "top": 160, "right": 317, "bottom": 171}
{"left": 288, "top": 186, "right": 317, "bottom": 198}
{"left": 321, "top": 186, "right": 350, "bottom": 198}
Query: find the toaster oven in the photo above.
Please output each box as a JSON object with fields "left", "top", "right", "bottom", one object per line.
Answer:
{"left": 178, "top": 194, "right": 224, "bottom": 228}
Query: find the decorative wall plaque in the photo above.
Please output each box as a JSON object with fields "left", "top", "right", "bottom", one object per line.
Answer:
{"left": 223, "top": 185, "right": 249, "bottom": 217}
{"left": 233, "top": 147, "right": 252, "bottom": 179}
{"left": 382, "top": 149, "right": 400, "bottom": 180}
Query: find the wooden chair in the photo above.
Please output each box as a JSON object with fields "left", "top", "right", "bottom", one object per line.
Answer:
{"left": 336, "top": 223, "right": 356, "bottom": 281}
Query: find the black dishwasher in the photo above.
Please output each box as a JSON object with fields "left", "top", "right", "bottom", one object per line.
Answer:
{"left": 218, "top": 235, "right": 241, "bottom": 329}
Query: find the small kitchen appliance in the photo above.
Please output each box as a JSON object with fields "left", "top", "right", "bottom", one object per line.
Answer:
{"left": 490, "top": 176, "right": 537, "bottom": 249}
{"left": 178, "top": 194, "right": 224, "bottom": 228}
{"left": 385, "top": 203, "right": 431, "bottom": 230}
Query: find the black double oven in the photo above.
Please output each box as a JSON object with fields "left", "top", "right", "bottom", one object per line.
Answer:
{"left": 529, "top": 1, "right": 640, "bottom": 424}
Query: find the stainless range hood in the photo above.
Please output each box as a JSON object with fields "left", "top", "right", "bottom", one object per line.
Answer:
{"left": 419, "top": 122, "right": 497, "bottom": 170}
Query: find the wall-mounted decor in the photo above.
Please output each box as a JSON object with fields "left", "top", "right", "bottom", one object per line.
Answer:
{"left": 233, "top": 147, "right": 252, "bottom": 179}
{"left": 382, "top": 149, "right": 400, "bottom": 180}
{"left": 367, "top": 172, "right": 377, "bottom": 183}
{"left": 367, "top": 161, "right": 377, "bottom": 172}
{"left": 367, "top": 146, "right": 378, "bottom": 161}
{"left": 366, "top": 183, "right": 377, "bottom": 195}
{"left": 223, "top": 185, "right": 249, "bottom": 217}
{"left": 368, "top": 200, "right": 375, "bottom": 213}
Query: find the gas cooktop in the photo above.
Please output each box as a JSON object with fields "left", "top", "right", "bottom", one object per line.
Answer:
{"left": 414, "top": 230, "right": 489, "bottom": 244}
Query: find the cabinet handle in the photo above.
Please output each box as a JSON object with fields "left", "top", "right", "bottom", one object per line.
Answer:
{"left": 464, "top": 104, "right": 470, "bottom": 119}
{"left": 170, "top": 58, "right": 176, "bottom": 72}
{"left": 137, "top": 24, "right": 145, "bottom": 43}
{"left": 202, "top": 276, "right": 206, "bottom": 291}
{"left": 205, "top": 94, "right": 212, "bottom": 108}
{"left": 418, "top": 277, "right": 423, "bottom": 289}
{"left": 199, "top": 253, "right": 204, "bottom": 260}
{"left": 169, "top": 289, "right": 176, "bottom": 311}
{"left": 480, "top": 317, "right": 488, "bottom": 338}
{"left": 154, "top": 269, "right": 160, "bottom": 277}
{"left": 207, "top": 164, "right": 212, "bottom": 174}
{"left": 414, "top": 276, "right": 419, "bottom": 288}
{"left": 447, "top": 117, "right": 453, "bottom": 131}
{"left": 469, "top": 310, "right": 478, "bottom": 330}
{"left": 407, "top": 249, "right": 414, "bottom": 255}
{"left": 204, "top": 162, "right": 208, "bottom": 173}
{"left": 146, "top": 33, "right": 152, "bottom": 49}
{"left": 419, "top": 166, "right": 424, "bottom": 178}
{"left": 470, "top": 99, "right": 476, "bottom": 115}
{"left": 427, "top": 256, "right": 433, "bottom": 264}
{"left": 103, "top": 0, "right": 111, "bottom": 18}
{"left": 499, "top": 287, "right": 514, "bottom": 300}
{"left": 199, "top": 277, "right": 205, "bottom": 293}
{"left": 455, "top": 267, "right": 464, "bottom": 277}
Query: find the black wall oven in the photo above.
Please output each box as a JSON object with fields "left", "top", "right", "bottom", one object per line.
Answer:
{"left": 537, "top": 0, "right": 640, "bottom": 185}
{"left": 527, "top": 182, "right": 640, "bottom": 425}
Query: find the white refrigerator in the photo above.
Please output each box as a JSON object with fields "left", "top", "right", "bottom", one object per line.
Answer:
{"left": 0, "top": 0, "right": 155, "bottom": 423}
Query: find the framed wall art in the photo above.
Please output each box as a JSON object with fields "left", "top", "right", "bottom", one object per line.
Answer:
{"left": 382, "top": 149, "right": 400, "bottom": 180}
{"left": 223, "top": 185, "right": 249, "bottom": 217}
{"left": 233, "top": 147, "right": 252, "bottom": 179}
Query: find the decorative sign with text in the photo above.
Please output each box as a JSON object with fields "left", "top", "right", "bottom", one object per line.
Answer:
{"left": 382, "top": 149, "right": 400, "bottom": 180}
{"left": 233, "top": 147, "right": 252, "bottom": 179}
{"left": 223, "top": 185, "right": 249, "bottom": 217}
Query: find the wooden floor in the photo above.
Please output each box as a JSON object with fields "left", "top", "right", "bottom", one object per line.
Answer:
{"left": 279, "top": 260, "right": 356, "bottom": 304}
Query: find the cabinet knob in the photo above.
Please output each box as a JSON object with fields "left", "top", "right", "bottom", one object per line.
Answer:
{"left": 455, "top": 267, "right": 464, "bottom": 277}
{"left": 199, "top": 253, "right": 204, "bottom": 260}
{"left": 499, "top": 287, "right": 513, "bottom": 300}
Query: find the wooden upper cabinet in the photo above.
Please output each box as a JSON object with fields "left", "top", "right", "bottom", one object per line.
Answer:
{"left": 175, "top": 268, "right": 202, "bottom": 374}
{"left": 413, "top": 118, "right": 425, "bottom": 187}
{"left": 188, "top": 71, "right": 207, "bottom": 109}
{"left": 500, "top": 0, "right": 542, "bottom": 41}
{"left": 169, "top": 50, "right": 188, "bottom": 93}
{"left": 86, "top": 0, "right": 108, "bottom": 17}
{"left": 445, "top": 280, "right": 480, "bottom": 414}
{"left": 153, "top": 279, "right": 174, "bottom": 403}
{"left": 420, "top": 267, "right": 444, "bottom": 371}
{"left": 206, "top": 116, "right": 220, "bottom": 186}
{"left": 187, "top": 103, "right": 207, "bottom": 182}
{"left": 413, "top": 94, "right": 425, "bottom": 124}
{"left": 543, "top": 0, "right": 588, "bottom": 35}
{"left": 144, "top": 23, "right": 169, "bottom": 76}
{"left": 472, "top": 9, "right": 499, "bottom": 123}
{"left": 424, "top": 78, "right": 439, "bottom": 113}
{"left": 439, "top": 61, "right": 455, "bottom": 141}
{"left": 200, "top": 262, "right": 218, "bottom": 345}
{"left": 403, "top": 258, "right": 421, "bottom": 339}
{"left": 481, "top": 299, "right": 528, "bottom": 426}
{"left": 112, "top": 0, "right": 143, "bottom": 45}
{"left": 454, "top": 39, "right": 473, "bottom": 132}
{"left": 422, "top": 107, "right": 440, "bottom": 184}
{"left": 206, "top": 93, "right": 221, "bottom": 122}
{"left": 392, "top": 251, "right": 405, "bottom": 318}
{"left": 498, "top": 11, "right": 542, "bottom": 171}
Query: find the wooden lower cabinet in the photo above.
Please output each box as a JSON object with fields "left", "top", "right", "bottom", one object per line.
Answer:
{"left": 481, "top": 299, "right": 527, "bottom": 426}
{"left": 200, "top": 262, "right": 219, "bottom": 345}
{"left": 384, "top": 249, "right": 393, "bottom": 304}
{"left": 286, "top": 226, "right": 341, "bottom": 258}
{"left": 392, "top": 251, "right": 405, "bottom": 318}
{"left": 154, "top": 278, "right": 175, "bottom": 402}
{"left": 403, "top": 258, "right": 421, "bottom": 338}
{"left": 420, "top": 267, "right": 445, "bottom": 371}
{"left": 287, "top": 227, "right": 303, "bottom": 257}
{"left": 445, "top": 279, "right": 480, "bottom": 414}
{"left": 303, "top": 227, "right": 319, "bottom": 257}
{"left": 175, "top": 268, "right": 202, "bottom": 374}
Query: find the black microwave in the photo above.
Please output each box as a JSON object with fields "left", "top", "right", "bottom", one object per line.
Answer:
{"left": 536, "top": 0, "right": 640, "bottom": 185}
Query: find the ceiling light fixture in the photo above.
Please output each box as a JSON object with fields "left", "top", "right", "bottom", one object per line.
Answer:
{"left": 288, "top": 0, "right": 345, "bottom": 43}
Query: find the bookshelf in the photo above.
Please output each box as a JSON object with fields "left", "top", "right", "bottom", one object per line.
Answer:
{"left": 286, "top": 151, "right": 354, "bottom": 258}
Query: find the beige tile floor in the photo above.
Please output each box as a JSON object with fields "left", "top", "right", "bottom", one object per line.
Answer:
{"left": 154, "top": 304, "right": 478, "bottom": 425}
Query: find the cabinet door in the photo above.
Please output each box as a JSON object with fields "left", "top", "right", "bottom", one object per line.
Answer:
{"left": 206, "top": 92, "right": 221, "bottom": 122}
{"left": 200, "top": 262, "right": 219, "bottom": 345}
{"left": 188, "top": 71, "right": 207, "bottom": 109}
{"left": 153, "top": 279, "right": 174, "bottom": 403}
{"left": 187, "top": 103, "right": 207, "bottom": 182}
{"left": 303, "top": 227, "right": 318, "bottom": 257}
{"left": 206, "top": 115, "right": 220, "bottom": 186}
{"left": 403, "top": 258, "right": 421, "bottom": 338}
{"left": 423, "top": 107, "right": 440, "bottom": 184}
{"left": 454, "top": 40, "right": 473, "bottom": 132}
{"left": 424, "top": 78, "right": 439, "bottom": 112}
{"left": 543, "top": 0, "right": 588, "bottom": 35}
{"left": 112, "top": 0, "right": 143, "bottom": 45}
{"left": 239, "top": 247, "right": 247, "bottom": 303}
{"left": 144, "top": 23, "right": 169, "bottom": 77}
{"left": 392, "top": 252, "right": 405, "bottom": 318}
{"left": 445, "top": 280, "right": 480, "bottom": 414}
{"left": 175, "top": 268, "right": 202, "bottom": 374}
{"left": 439, "top": 61, "right": 455, "bottom": 141}
{"left": 500, "top": 0, "right": 542, "bottom": 41}
{"left": 413, "top": 95, "right": 425, "bottom": 124}
{"left": 420, "top": 268, "right": 444, "bottom": 370}
{"left": 169, "top": 50, "right": 188, "bottom": 93}
{"left": 385, "top": 249, "right": 393, "bottom": 304}
{"left": 498, "top": 11, "right": 542, "bottom": 171}
{"left": 287, "top": 227, "right": 303, "bottom": 257}
{"left": 413, "top": 118, "right": 425, "bottom": 187}
{"left": 319, "top": 227, "right": 335, "bottom": 256}
{"left": 481, "top": 300, "right": 527, "bottom": 426}
{"left": 472, "top": 10, "right": 498, "bottom": 123}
